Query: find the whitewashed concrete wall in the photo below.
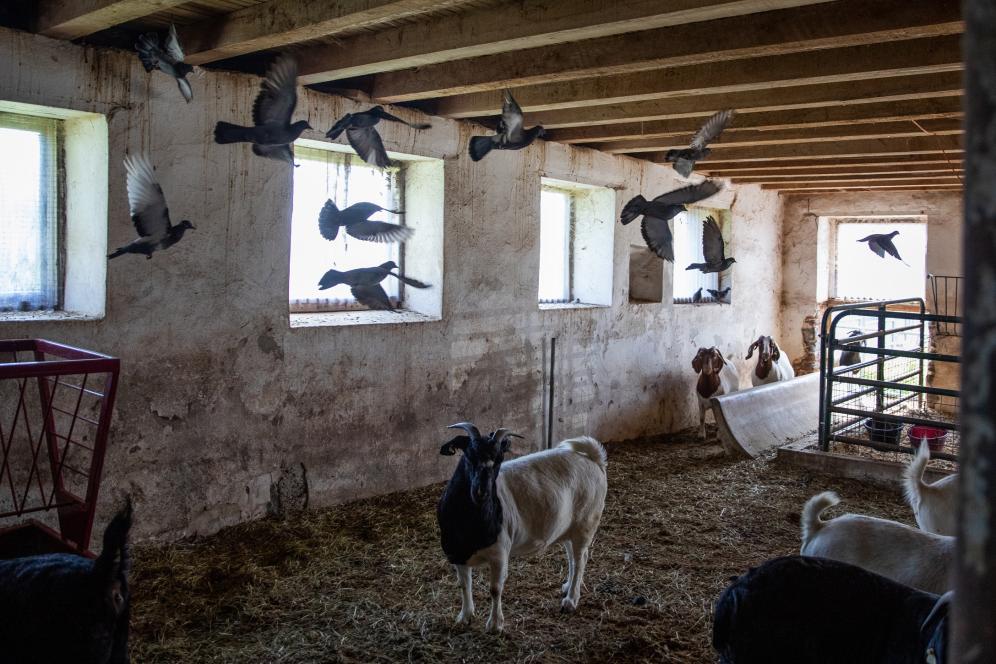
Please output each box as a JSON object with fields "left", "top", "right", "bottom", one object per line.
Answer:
{"left": 0, "top": 27, "right": 785, "bottom": 540}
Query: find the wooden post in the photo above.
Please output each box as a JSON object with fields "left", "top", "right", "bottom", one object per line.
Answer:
{"left": 954, "top": 1, "right": 996, "bottom": 661}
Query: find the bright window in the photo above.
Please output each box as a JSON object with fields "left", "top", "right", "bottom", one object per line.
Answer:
{"left": 538, "top": 187, "right": 571, "bottom": 303}
{"left": 673, "top": 207, "right": 730, "bottom": 303}
{"left": 289, "top": 146, "right": 404, "bottom": 312}
{"left": 834, "top": 220, "right": 926, "bottom": 301}
{"left": 0, "top": 112, "right": 61, "bottom": 312}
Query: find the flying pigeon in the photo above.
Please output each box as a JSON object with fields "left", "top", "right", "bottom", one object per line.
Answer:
{"left": 214, "top": 54, "right": 311, "bottom": 164}
{"left": 325, "top": 106, "right": 431, "bottom": 169}
{"left": 469, "top": 90, "right": 545, "bottom": 161}
{"left": 858, "top": 230, "right": 909, "bottom": 266}
{"left": 620, "top": 181, "right": 723, "bottom": 262}
{"left": 708, "top": 287, "right": 731, "bottom": 303}
{"left": 687, "top": 216, "right": 736, "bottom": 273}
{"left": 108, "top": 155, "right": 194, "bottom": 260}
{"left": 692, "top": 287, "right": 703, "bottom": 303}
{"left": 318, "top": 200, "right": 413, "bottom": 243}
{"left": 135, "top": 24, "right": 195, "bottom": 103}
{"left": 665, "top": 109, "right": 735, "bottom": 178}
{"left": 318, "top": 261, "right": 430, "bottom": 312}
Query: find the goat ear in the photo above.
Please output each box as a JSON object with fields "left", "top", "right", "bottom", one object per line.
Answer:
{"left": 692, "top": 352, "right": 703, "bottom": 373}
{"left": 711, "top": 350, "right": 724, "bottom": 372}
{"left": 771, "top": 341, "right": 781, "bottom": 361}
{"left": 921, "top": 591, "right": 952, "bottom": 638}
{"left": 94, "top": 498, "right": 133, "bottom": 614}
{"left": 746, "top": 340, "right": 758, "bottom": 359}
{"left": 439, "top": 435, "right": 470, "bottom": 456}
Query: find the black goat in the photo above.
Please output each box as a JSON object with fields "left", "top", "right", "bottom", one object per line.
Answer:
{"left": 713, "top": 555, "right": 950, "bottom": 664}
{"left": 0, "top": 499, "right": 133, "bottom": 664}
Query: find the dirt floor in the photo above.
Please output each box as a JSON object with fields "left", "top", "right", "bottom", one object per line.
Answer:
{"left": 129, "top": 429, "right": 916, "bottom": 663}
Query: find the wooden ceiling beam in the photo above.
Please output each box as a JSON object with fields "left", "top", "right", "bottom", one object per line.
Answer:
{"left": 734, "top": 173, "right": 965, "bottom": 185}
{"left": 717, "top": 164, "right": 964, "bottom": 178}
{"left": 372, "top": 0, "right": 962, "bottom": 102}
{"left": 545, "top": 98, "right": 964, "bottom": 143}
{"left": 664, "top": 135, "right": 964, "bottom": 162}
{"left": 295, "top": 0, "right": 836, "bottom": 85}
{"left": 700, "top": 155, "right": 964, "bottom": 172}
{"left": 521, "top": 73, "right": 963, "bottom": 128}
{"left": 180, "top": 0, "right": 456, "bottom": 66}
{"left": 769, "top": 181, "right": 963, "bottom": 191}
{"left": 35, "top": 0, "right": 188, "bottom": 39}
{"left": 436, "top": 34, "right": 963, "bottom": 118}
{"left": 595, "top": 119, "right": 963, "bottom": 153}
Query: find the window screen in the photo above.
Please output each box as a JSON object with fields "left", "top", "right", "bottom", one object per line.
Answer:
{"left": 834, "top": 221, "right": 926, "bottom": 301}
{"left": 538, "top": 187, "right": 572, "bottom": 303}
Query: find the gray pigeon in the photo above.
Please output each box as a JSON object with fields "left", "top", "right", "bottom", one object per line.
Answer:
{"left": 687, "top": 216, "right": 736, "bottom": 274}
{"left": 839, "top": 330, "right": 863, "bottom": 366}
{"left": 317, "top": 261, "right": 430, "bottom": 312}
{"left": 135, "top": 24, "right": 194, "bottom": 103}
{"left": 707, "top": 287, "right": 731, "bottom": 303}
{"left": 318, "top": 200, "right": 412, "bottom": 243}
{"left": 469, "top": 90, "right": 545, "bottom": 161}
{"left": 325, "top": 106, "right": 431, "bottom": 169}
{"left": 858, "top": 230, "right": 909, "bottom": 265}
{"left": 692, "top": 287, "right": 703, "bottom": 303}
{"left": 214, "top": 54, "right": 311, "bottom": 164}
{"left": 108, "top": 155, "right": 194, "bottom": 259}
{"left": 665, "top": 109, "right": 735, "bottom": 178}
{"left": 620, "top": 181, "right": 723, "bottom": 262}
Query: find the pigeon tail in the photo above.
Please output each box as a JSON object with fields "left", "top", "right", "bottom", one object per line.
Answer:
{"left": 318, "top": 269, "right": 347, "bottom": 290}
{"left": 469, "top": 136, "right": 495, "bottom": 161}
{"left": 686, "top": 262, "right": 708, "bottom": 272}
{"left": 177, "top": 77, "right": 193, "bottom": 103}
{"left": 214, "top": 121, "right": 254, "bottom": 144}
{"left": 620, "top": 195, "right": 648, "bottom": 225}
{"left": 107, "top": 248, "right": 126, "bottom": 260}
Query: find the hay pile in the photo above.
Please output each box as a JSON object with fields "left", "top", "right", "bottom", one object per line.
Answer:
{"left": 130, "top": 430, "right": 913, "bottom": 663}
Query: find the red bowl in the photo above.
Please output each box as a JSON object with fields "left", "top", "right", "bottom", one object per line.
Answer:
{"left": 909, "top": 425, "right": 947, "bottom": 452}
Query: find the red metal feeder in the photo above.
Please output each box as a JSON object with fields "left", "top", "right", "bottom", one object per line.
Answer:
{"left": 909, "top": 425, "right": 948, "bottom": 453}
{"left": 0, "top": 339, "right": 119, "bottom": 559}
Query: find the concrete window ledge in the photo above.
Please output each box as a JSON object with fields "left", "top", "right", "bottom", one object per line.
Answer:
{"left": 0, "top": 310, "right": 102, "bottom": 323}
{"left": 290, "top": 310, "right": 441, "bottom": 328}
{"left": 539, "top": 302, "right": 610, "bottom": 311}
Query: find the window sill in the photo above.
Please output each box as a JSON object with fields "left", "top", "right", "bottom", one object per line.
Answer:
{"left": 538, "top": 302, "right": 610, "bottom": 311}
{"left": 289, "top": 310, "right": 441, "bottom": 328}
{"left": 0, "top": 310, "right": 103, "bottom": 323}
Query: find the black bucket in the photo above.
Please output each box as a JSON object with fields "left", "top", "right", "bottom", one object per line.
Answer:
{"left": 864, "top": 418, "right": 903, "bottom": 444}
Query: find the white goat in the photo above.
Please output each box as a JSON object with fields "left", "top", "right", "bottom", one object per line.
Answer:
{"left": 746, "top": 335, "right": 794, "bottom": 387}
{"left": 692, "top": 347, "right": 740, "bottom": 440}
{"left": 903, "top": 442, "right": 958, "bottom": 536}
{"left": 800, "top": 491, "right": 953, "bottom": 595}
{"left": 437, "top": 423, "right": 607, "bottom": 633}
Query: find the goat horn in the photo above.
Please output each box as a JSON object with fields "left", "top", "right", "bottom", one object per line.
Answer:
{"left": 491, "top": 428, "right": 524, "bottom": 443}
{"left": 447, "top": 422, "right": 481, "bottom": 441}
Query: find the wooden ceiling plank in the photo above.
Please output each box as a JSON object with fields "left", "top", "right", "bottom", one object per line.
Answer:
{"left": 371, "top": 0, "right": 961, "bottom": 102}
{"left": 721, "top": 165, "right": 964, "bottom": 178}
{"left": 545, "top": 98, "right": 964, "bottom": 143}
{"left": 700, "top": 155, "right": 964, "bottom": 171}
{"left": 36, "top": 0, "right": 188, "bottom": 39}
{"left": 734, "top": 173, "right": 965, "bottom": 184}
{"left": 437, "top": 34, "right": 963, "bottom": 118}
{"left": 778, "top": 187, "right": 962, "bottom": 193}
{"left": 769, "top": 180, "right": 963, "bottom": 190}
{"left": 294, "top": 0, "right": 837, "bottom": 85}
{"left": 668, "top": 135, "right": 964, "bottom": 162}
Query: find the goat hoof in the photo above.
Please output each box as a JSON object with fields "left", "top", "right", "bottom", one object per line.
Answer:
{"left": 484, "top": 618, "right": 503, "bottom": 634}
{"left": 455, "top": 612, "right": 474, "bottom": 626}
{"left": 560, "top": 583, "right": 570, "bottom": 598}
{"left": 560, "top": 597, "right": 578, "bottom": 613}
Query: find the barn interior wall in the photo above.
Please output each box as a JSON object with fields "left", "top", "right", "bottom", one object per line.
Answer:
{"left": 0, "top": 27, "right": 785, "bottom": 540}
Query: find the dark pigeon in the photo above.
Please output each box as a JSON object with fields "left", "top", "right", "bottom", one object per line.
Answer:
{"left": 326, "top": 106, "right": 431, "bottom": 169}
{"left": 108, "top": 155, "right": 194, "bottom": 260}
{"left": 665, "top": 109, "right": 735, "bottom": 178}
{"left": 708, "top": 287, "right": 731, "bottom": 303}
{"left": 687, "top": 216, "right": 736, "bottom": 273}
{"left": 469, "top": 90, "right": 545, "bottom": 161}
{"left": 858, "top": 230, "right": 910, "bottom": 265}
{"left": 692, "top": 287, "right": 703, "bottom": 303}
{"left": 214, "top": 54, "right": 311, "bottom": 164}
{"left": 135, "top": 24, "right": 194, "bottom": 103}
{"left": 317, "top": 261, "right": 430, "bottom": 312}
{"left": 318, "top": 200, "right": 412, "bottom": 243}
{"left": 620, "top": 181, "right": 723, "bottom": 262}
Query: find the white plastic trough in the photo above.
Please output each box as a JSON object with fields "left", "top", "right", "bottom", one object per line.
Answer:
{"left": 710, "top": 372, "right": 820, "bottom": 458}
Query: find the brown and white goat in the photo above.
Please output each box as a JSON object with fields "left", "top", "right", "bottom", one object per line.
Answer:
{"left": 692, "top": 347, "right": 740, "bottom": 440}
{"left": 746, "top": 335, "right": 795, "bottom": 387}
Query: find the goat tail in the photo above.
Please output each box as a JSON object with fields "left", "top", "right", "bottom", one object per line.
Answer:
{"left": 800, "top": 491, "right": 839, "bottom": 544}
{"left": 560, "top": 436, "right": 607, "bottom": 470}
{"left": 903, "top": 441, "right": 930, "bottom": 511}
{"left": 95, "top": 497, "right": 133, "bottom": 580}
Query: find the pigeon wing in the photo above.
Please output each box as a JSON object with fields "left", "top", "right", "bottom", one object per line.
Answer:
{"left": 124, "top": 155, "right": 170, "bottom": 239}
{"left": 346, "top": 126, "right": 391, "bottom": 168}
{"left": 881, "top": 237, "right": 906, "bottom": 262}
{"left": 318, "top": 199, "right": 340, "bottom": 241}
{"left": 859, "top": 234, "right": 887, "bottom": 258}
{"left": 346, "top": 220, "right": 414, "bottom": 243}
{"left": 501, "top": 90, "right": 525, "bottom": 141}
{"left": 640, "top": 216, "right": 675, "bottom": 262}
{"left": 373, "top": 108, "right": 431, "bottom": 130}
{"left": 690, "top": 109, "right": 734, "bottom": 150}
{"left": 351, "top": 283, "right": 395, "bottom": 311}
{"left": 650, "top": 180, "right": 722, "bottom": 207}
{"left": 388, "top": 272, "right": 431, "bottom": 289}
{"left": 164, "top": 24, "right": 185, "bottom": 64}
{"left": 252, "top": 143, "right": 295, "bottom": 164}
{"left": 701, "top": 215, "right": 726, "bottom": 265}
{"left": 252, "top": 54, "right": 298, "bottom": 127}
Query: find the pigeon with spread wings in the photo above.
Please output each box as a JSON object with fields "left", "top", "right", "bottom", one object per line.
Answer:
{"left": 326, "top": 107, "right": 431, "bottom": 169}
{"left": 687, "top": 216, "right": 736, "bottom": 273}
{"left": 858, "top": 230, "right": 910, "bottom": 266}
{"left": 318, "top": 261, "right": 430, "bottom": 312}
{"left": 135, "top": 24, "right": 195, "bottom": 103}
{"left": 214, "top": 54, "right": 311, "bottom": 164}
{"left": 108, "top": 155, "right": 195, "bottom": 260}
{"left": 318, "top": 200, "right": 413, "bottom": 243}
{"left": 620, "top": 181, "right": 723, "bottom": 262}
{"left": 665, "top": 110, "right": 735, "bottom": 178}
{"left": 469, "top": 90, "right": 545, "bottom": 161}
